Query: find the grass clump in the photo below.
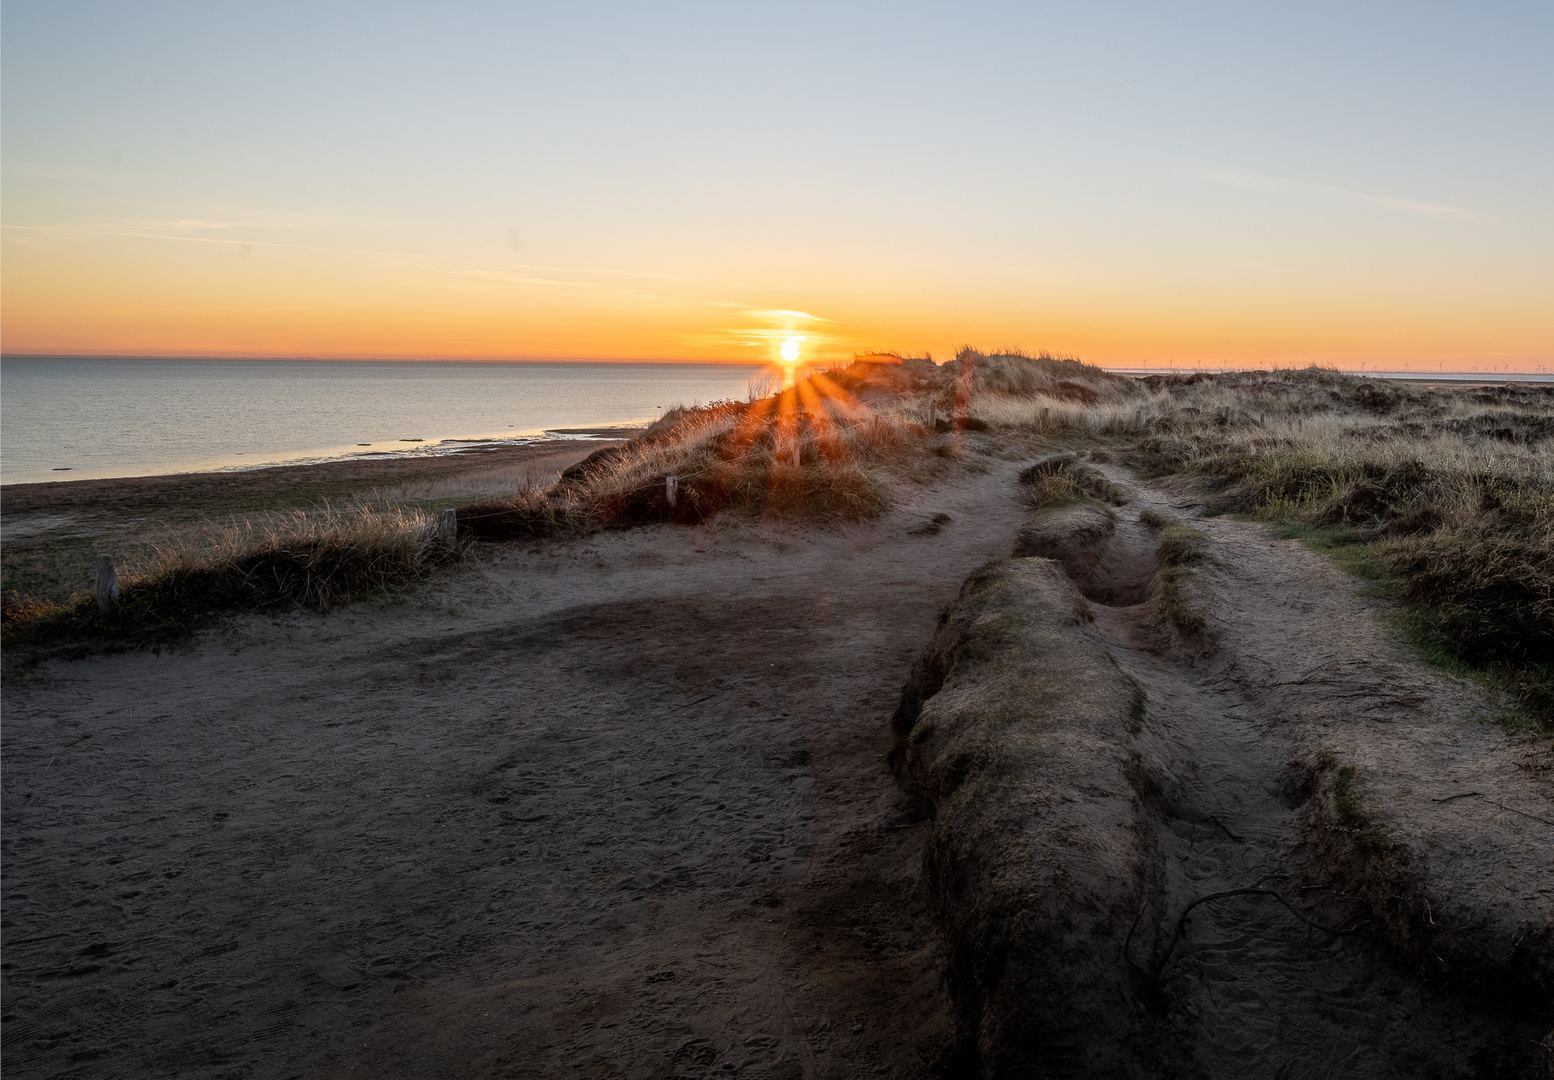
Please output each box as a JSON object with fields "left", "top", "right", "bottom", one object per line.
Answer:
{"left": 1156, "top": 524, "right": 1208, "bottom": 568}
{"left": 1122, "top": 368, "right": 1554, "bottom": 729}
{"left": 1133, "top": 511, "right": 1212, "bottom": 633}
{"left": 1332, "top": 765, "right": 1369, "bottom": 832}
{"left": 452, "top": 375, "right": 937, "bottom": 542}
{"left": 3, "top": 506, "right": 456, "bottom": 645}
{"left": 1158, "top": 544, "right": 1209, "bottom": 635}
{"left": 1018, "top": 454, "right": 1126, "bottom": 510}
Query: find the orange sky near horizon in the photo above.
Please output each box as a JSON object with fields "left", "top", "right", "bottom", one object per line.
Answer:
{"left": 4, "top": 3, "right": 1551, "bottom": 375}
{"left": 5, "top": 224, "right": 1550, "bottom": 372}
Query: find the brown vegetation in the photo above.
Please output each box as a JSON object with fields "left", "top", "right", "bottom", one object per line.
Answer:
{"left": 889, "top": 558, "right": 1157, "bottom": 1075}
{"left": 6, "top": 352, "right": 1549, "bottom": 728}
{"left": 453, "top": 387, "right": 929, "bottom": 540}
{"left": 2, "top": 506, "right": 457, "bottom": 644}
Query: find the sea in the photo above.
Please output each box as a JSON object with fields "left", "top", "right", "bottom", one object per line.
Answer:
{"left": 0, "top": 357, "right": 766, "bottom": 485}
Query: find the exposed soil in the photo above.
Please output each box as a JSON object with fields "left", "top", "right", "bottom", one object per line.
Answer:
{"left": 5, "top": 437, "right": 1550, "bottom": 1078}
{"left": 0, "top": 442, "right": 1031, "bottom": 1079}
{"left": 1, "top": 439, "right": 623, "bottom": 604}
{"left": 902, "top": 458, "right": 1553, "bottom": 1077}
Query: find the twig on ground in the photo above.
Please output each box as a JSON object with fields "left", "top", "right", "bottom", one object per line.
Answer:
{"left": 1431, "top": 790, "right": 1554, "bottom": 826}
{"left": 1129, "top": 875, "right": 1368, "bottom": 987}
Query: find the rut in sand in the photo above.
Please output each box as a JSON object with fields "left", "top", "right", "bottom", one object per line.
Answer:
{"left": 895, "top": 455, "right": 1551, "bottom": 1077}
{"left": 4, "top": 438, "right": 1548, "bottom": 1079}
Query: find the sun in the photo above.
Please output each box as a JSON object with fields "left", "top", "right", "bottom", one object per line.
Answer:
{"left": 780, "top": 337, "right": 802, "bottom": 363}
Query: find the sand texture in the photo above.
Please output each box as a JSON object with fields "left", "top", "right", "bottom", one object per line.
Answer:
{"left": 1, "top": 440, "right": 623, "bottom": 603}
{"left": 4, "top": 438, "right": 1549, "bottom": 1078}
{"left": 892, "top": 459, "right": 1552, "bottom": 1077}
{"left": 1, "top": 447, "right": 1031, "bottom": 1078}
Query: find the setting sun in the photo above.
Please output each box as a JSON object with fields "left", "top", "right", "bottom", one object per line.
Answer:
{"left": 780, "top": 338, "right": 803, "bottom": 363}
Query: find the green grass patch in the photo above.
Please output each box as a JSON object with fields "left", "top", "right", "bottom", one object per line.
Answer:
{"left": 1254, "top": 517, "right": 1550, "bottom": 731}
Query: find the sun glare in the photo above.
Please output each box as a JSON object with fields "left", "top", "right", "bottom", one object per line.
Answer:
{"left": 780, "top": 337, "right": 802, "bottom": 363}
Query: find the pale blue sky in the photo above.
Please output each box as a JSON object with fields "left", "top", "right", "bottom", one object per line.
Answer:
{"left": 4, "top": 1, "right": 1551, "bottom": 366}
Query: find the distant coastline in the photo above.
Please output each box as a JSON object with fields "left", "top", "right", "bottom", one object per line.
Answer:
{"left": 1107, "top": 366, "right": 1553, "bottom": 382}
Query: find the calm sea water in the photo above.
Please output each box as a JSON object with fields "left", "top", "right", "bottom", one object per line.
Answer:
{"left": 0, "top": 358, "right": 764, "bottom": 485}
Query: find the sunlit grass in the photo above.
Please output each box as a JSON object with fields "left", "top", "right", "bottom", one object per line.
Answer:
{"left": 3, "top": 504, "right": 457, "bottom": 643}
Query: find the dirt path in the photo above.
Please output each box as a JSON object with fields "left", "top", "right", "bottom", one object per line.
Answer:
{"left": 1, "top": 449, "right": 1031, "bottom": 1079}
{"left": 1080, "top": 464, "right": 1552, "bottom": 1077}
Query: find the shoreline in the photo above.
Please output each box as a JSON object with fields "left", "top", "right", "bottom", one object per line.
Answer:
{"left": 0, "top": 426, "right": 641, "bottom": 504}
{"left": 0, "top": 426, "right": 644, "bottom": 490}
{"left": 1, "top": 437, "right": 630, "bottom": 602}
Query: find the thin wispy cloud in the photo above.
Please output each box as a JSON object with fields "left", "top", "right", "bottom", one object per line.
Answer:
{"left": 1196, "top": 169, "right": 1477, "bottom": 218}
{"left": 1, "top": 219, "right": 750, "bottom": 293}
{"left": 681, "top": 304, "right": 837, "bottom": 352}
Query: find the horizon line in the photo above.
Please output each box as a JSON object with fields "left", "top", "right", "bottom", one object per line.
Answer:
{"left": 3, "top": 352, "right": 1549, "bottom": 375}
{"left": 0, "top": 352, "right": 768, "bottom": 365}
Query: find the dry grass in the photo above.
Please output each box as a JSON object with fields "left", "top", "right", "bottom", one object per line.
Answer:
{"left": 1114, "top": 369, "right": 1554, "bottom": 726}
{"left": 454, "top": 380, "right": 934, "bottom": 540}
{"left": 1018, "top": 453, "right": 1127, "bottom": 509}
{"left": 3, "top": 504, "right": 456, "bottom": 643}
{"left": 934, "top": 358, "right": 1551, "bottom": 726}
{"left": 1154, "top": 521, "right": 1211, "bottom": 634}
{"left": 10, "top": 349, "right": 1545, "bottom": 713}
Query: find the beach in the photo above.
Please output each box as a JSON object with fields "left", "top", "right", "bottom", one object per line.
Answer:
{"left": 3, "top": 357, "right": 1551, "bottom": 1077}
{"left": 0, "top": 435, "right": 632, "bottom": 605}
{"left": 0, "top": 445, "right": 1031, "bottom": 1078}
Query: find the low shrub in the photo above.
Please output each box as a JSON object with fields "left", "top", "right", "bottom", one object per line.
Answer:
{"left": 4, "top": 506, "right": 454, "bottom": 644}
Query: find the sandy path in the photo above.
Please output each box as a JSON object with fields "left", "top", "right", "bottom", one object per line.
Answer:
{"left": 2, "top": 449, "right": 1030, "bottom": 1079}
{"left": 1081, "top": 465, "right": 1551, "bottom": 1076}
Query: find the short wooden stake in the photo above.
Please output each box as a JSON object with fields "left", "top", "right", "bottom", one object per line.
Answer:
{"left": 438, "top": 508, "right": 458, "bottom": 551}
{"left": 929, "top": 402, "right": 937, "bottom": 429}
{"left": 665, "top": 475, "right": 678, "bottom": 507}
{"left": 94, "top": 553, "right": 119, "bottom": 614}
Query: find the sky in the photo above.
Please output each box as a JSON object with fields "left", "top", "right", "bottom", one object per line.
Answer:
{"left": 3, "top": 1, "right": 1551, "bottom": 371}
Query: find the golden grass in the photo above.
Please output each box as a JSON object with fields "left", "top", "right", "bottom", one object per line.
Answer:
{"left": 3, "top": 504, "right": 455, "bottom": 642}
{"left": 8, "top": 349, "right": 1547, "bottom": 713}
{"left": 456, "top": 380, "right": 935, "bottom": 539}
{"left": 1116, "top": 369, "right": 1554, "bottom": 725}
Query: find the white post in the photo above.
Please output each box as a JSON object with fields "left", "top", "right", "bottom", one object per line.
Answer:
{"left": 438, "top": 509, "right": 458, "bottom": 551}
{"left": 665, "top": 475, "right": 678, "bottom": 507}
{"left": 929, "top": 402, "right": 937, "bottom": 429}
{"left": 94, "top": 554, "right": 119, "bottom": 614}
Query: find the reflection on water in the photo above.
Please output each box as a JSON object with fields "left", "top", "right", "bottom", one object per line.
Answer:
{"left": 1, "top": 358, "right": 761, "bottom": 484}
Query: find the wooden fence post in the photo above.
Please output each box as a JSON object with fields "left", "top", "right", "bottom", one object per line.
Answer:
{"left": 94, "top": 554, "right": 119, "bottom": 614}
{"left": 438, "top": 509, "right": 458, "bottom": 551}
{"left": 929, "top": 402, "right": 937, "bottom": 429}
{"left": 665, "top": 475, "right": 678, "bottom": 507}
